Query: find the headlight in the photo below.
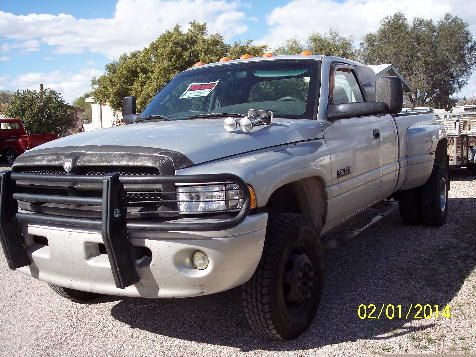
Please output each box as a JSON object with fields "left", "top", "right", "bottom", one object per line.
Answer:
{"left": 177, "top": 184, "right": 245, "bottom": 214}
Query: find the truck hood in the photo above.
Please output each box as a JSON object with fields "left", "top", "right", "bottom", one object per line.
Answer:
{"left": 32, "top": 118, "right": 324, "bottom": 168}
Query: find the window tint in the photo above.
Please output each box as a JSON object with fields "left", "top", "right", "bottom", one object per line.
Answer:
{"left": 332, "top": 68, "right": 364, "bottom": 105}
{"left": 0, "top": 122, "right": 20, "bottom": 130}
{"left": 248, "top": 77, "right": 310, "bottom": 115}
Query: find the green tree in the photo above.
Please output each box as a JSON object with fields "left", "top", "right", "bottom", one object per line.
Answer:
{"left": 226, "top": 40, "right": 267, "bottom": 59}
{"left": 5, "top": 89, "right": 75, "bottom": 134}
{"left": 276, "top": 30, "right": 357, "bottom": 59}
{"left": 361, "top": 13, "right": 476, "bottom": 109}
{"left": 73, "top": 94, "right": 92, "bottom": 122}
{"left": 0, "top": 90, "right": 13, "bottom": 114}
{"left": 92, "top": 22, "right": 267, "bottom": 111}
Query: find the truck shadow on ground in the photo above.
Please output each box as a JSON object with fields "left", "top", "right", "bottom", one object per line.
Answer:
{"left": 111, "top": 173, "right": 476, "bottom": 352}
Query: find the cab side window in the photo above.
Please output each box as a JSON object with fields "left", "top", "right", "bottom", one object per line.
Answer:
{"left": 0, "top": 122, "right": 20, "bottom": 130}
{"left": 332, "top": 68, "right": 364, "bottom": 105}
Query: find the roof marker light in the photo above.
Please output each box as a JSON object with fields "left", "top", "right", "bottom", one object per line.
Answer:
{"left": 240, "top": 54, "right": 253, "bottom": 60}
{"left": 263, "top": 52, "right": 274, "bottom": 57}
{"left": 192, "top": 61, "right": 205, "bottom": 67}
{"left": 219, "top": 57, "right": 231, "bottom": 62}
{"left": 301, "top": 50, "right": 313, "bottom": 56}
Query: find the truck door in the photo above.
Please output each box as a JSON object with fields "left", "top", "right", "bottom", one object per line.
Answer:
{"left": 323, "top": 64, "right": 383, "bottom": 226}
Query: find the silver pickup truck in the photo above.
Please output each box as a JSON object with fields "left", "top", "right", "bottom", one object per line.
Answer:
{"left": 0, "top": 55, "right": 448, "bottom": 340}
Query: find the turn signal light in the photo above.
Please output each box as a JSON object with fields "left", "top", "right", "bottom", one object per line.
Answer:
{"left": 240, "top": 54, "right": 253, "bottom": 59}
{"left": 248, "top": 185, "right": 257, "bottom": 209}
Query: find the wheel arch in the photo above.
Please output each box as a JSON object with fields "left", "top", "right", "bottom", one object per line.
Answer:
{"left": 2, "top": 145, "right": 18, "bottom": 155}
{"left": 265, "top": 176, "right": 327, "bottom": 232}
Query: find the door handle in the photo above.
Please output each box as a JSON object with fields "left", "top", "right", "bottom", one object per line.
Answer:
{"left": 373, "top": 129, "right": 380, "bottom": 140}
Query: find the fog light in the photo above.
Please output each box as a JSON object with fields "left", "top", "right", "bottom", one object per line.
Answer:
{"left": 192, "top": 250, "right": 209, "bottom": 270}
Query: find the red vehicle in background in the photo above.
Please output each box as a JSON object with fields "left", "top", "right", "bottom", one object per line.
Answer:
{"left": 0, "top": 118, "right": 57, "bottom": 165}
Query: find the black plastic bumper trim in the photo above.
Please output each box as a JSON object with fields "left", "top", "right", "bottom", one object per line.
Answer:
{"left": 0, "top": 171, "right": 30, "bottom": 269}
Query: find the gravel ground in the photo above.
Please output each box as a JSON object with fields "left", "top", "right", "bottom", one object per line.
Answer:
{"left": 0, "top": 168, "right": 475, "bottom": 356}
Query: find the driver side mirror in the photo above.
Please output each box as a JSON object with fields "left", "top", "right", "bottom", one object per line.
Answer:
{"left": 122, "top": 96, "right": 138, "bottom": 124}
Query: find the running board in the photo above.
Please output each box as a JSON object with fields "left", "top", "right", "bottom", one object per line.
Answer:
{"left": 322, "top": 200, "right": 397, "bottom": 250}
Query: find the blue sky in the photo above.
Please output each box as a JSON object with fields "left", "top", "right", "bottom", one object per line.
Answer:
{"left": 1, "top": 0, "right": 475, "bottom": 103}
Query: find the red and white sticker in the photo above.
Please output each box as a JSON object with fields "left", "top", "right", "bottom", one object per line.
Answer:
{"left": 180, "top": 80, "right": 219, "bottom": 99}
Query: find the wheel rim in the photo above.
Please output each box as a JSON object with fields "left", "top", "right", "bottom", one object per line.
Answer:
{"left": 283, "top": 249, "right": 316, "bottom": 309}
{"left": 439, "top": 177, "right": 447, "bottom": 213}
{"left": 5, "top": 151, "right": 15, "bottom": 164}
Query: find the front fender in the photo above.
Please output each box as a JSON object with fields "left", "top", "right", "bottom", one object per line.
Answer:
{"left": 176, "top": 140, "right": 331, "bottom": 208}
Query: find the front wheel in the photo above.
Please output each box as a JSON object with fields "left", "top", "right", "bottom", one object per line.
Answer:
{"left": 48, "top": 284, "right": 102, "bottom": 303}
{"left": 242, "top": 214, "right": 324, "bottom": 340}
{"left": 3, "top": 148, "right": 18, "bottom": 165}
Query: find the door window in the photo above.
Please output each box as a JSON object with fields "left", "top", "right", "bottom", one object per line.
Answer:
{"left": 0, "top": 122, "right": 20, "bottom": 130}
{"left": 332, "top": 68, "right": 364, "bottom": 105}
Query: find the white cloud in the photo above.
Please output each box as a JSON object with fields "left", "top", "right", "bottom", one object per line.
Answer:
{"left": 13, "top": 39, "right": 41, "bottom": 52}
{"left": 7, "top": 68, "right": 103, "bottom": 103}
{"left": 0, "top": 56, "right": 9, "bottom": 61}
{"left": 261, "top": 0, "right": 476, "bottom": 48}
{"left": 0, "top": 43, "right": 10, "bottom": 52}
{"left": 0, "top": 0, "right": 248, "bottom": 58}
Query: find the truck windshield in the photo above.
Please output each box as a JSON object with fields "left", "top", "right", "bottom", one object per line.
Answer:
{"left": 139, "top": 59, "right": 320, "bottom": 120}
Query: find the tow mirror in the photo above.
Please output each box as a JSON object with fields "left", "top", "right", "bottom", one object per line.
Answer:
{"left": 122, "top": 96, "right": 138, "bottom": 124}
{"left": 327, "top": 102, "right": 388, "bottom": 120}
{"left": 376, "top": 77, "right": 403, "bottom": 114}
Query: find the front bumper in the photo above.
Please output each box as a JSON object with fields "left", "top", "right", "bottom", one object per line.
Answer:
{"left": 0, "top": 170, "right": 264, "bottom": 297}
{"left": 17, "top": 213, "right": 267, "bottom": 298}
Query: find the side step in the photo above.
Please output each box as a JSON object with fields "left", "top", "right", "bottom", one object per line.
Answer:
{"left": 322, "top": 200, "right": 397, "bottom": 250}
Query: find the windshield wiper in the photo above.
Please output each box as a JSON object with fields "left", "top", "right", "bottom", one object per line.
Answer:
{"left": 186, "top": 112, "right": 245, "bottom": 120}
{"left": 136, "top": 114, "right": 169, "bottom": 122}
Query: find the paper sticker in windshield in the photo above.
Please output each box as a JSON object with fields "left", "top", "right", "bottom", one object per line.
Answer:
{"left": 180, "top": 80, "right": 219, "bottom": 99}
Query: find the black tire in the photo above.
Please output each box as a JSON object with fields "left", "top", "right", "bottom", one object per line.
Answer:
{"left": 421, "top": 149, "right": 449, "bottom": 227}
{"left": 3, "top": 148, "right": 18, "bottom": 165}
{"left": 48, "top": 283, "right": 101, "bottom": 303}
{"left": 469, "top": 163, "right": 476, "bottom": 176}
{"left": 242, "top": 214, "right": 324, "bottom": 340}
{"left": 397, "top": 188, "right": 422, "bottom": 225}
